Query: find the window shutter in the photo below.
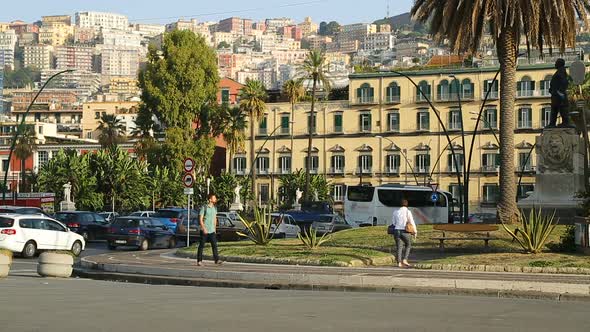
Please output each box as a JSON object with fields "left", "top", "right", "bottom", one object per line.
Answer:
{"left": 334, "top": 114, "right": 342, "bottom": 127}
{"left": 368, "top": 156, "right": 373, "bottom": 168}
{"left": 356, "top": 88, "right": 361, "bottom": 98}
{"left": 367, "top": 114, "right": 372, "bottom": 129}
{"left": 369, "top": 88, "right": 374, "bottom": 98}
{"left": 495, "top": 153, "right": 501, "bottom": 166}
{"left": 425, "top": 112, "right": 430, "bottom": 129}
{"left": 425, "top": 154, "right": 431, "bottom": 167}
{"left": 281, "top": 116, "right": 289, "bottom": 129}
{"left": 416, "top": 112, "right": 420, "bottom": 129}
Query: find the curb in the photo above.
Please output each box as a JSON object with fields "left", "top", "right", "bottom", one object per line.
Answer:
{"left": 412, "top": 263, "right": 590, "bottom": 275}
{"left": 72, "top": 268, "right": 590, "bottom": 302}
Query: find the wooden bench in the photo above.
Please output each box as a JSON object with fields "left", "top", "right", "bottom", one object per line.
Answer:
{"left": 431, "top": 224, "right": 499, "bottom": 252}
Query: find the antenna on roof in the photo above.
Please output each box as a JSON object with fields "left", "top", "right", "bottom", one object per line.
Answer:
{"left": 387, "top": 1, "right": 390, "bottom": 18}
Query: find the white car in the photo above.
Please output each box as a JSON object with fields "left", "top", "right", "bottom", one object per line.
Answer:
{"left": 129, "top": 211, "right": 156, "bottom": 218}
{"left": 0, "top": 214, "right": 85, "bottom": 258}
{"left": 269, "top": 213, "right": 301, "bottom": 238}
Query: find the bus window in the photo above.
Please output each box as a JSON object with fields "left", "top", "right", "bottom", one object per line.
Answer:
{"left": 377, "top": 189, "right": 404, "bottom": 207}
{"left": 347, "top": 186, "right": 375, "bottom": 202}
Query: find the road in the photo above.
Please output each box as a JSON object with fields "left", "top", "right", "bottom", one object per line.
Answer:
{"left": 1, "top": 276, "right": 589, "bottom": 332}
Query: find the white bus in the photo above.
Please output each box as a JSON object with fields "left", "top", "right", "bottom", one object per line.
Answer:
{"left": 344, "top": 184, "right": 454, "bottom": 226}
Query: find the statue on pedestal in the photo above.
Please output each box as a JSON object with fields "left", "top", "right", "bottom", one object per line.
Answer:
{"left": 547, "top": 58, "right": 573, "bottom": 128}
{"left": 234, "top": 185, "right": 242, "bottom": 204}
{"left": 63, "top": 182, "right": 72, "bottom": 203}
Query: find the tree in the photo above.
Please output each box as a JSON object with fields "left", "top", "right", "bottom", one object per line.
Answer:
{"left": 14, "top": 126, "right": 37, "bottom": 192}
{"left": 149, "top": 166, "right": 185, "bottom": 209}
{"left": 319, "top": 21, "right": 341, "bottom": 36}
{"left": 238, "top": 79, "right": 267, "bottom": 203}
{"left": 279, "top": 169, "right": 332, "bottom": 209}
{"left": 38, "top": 150, "right": 103, "bottom": 211}
{"left": 97, "top": 114, "right": 126, "bottom": 148}
{"left": 298, "top": 50, "right": 331, "bottom": 201}
{"left": 411, "top": 0, "right": 590, "bottom": 224}
{"left": 210, "top": 172, "right": 251, "bottom": 211}
{"left": 282, "top": 79, "right": 304, "bottom": 151}
{"left": 217, "top": 41, "right": 231, "bottom": 49}
{"left": 138, "top": 29, "right": 220, "bottom": 132}
{"left": 218, "top": 106, "right": 247, "bottom": 165}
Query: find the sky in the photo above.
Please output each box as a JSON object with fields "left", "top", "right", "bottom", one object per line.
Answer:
{"left": 0, "top": 0, "right": 414, "bottom": 25}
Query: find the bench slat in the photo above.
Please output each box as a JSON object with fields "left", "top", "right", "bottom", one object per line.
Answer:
{"left": 433, "top": 224, "right": 499, "bottom": 232}
{"left": 430, "top": 237, "right": 497, "bottom": 240}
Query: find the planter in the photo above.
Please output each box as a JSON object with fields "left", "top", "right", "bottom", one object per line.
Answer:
{"left": 0, "top": 251, "right": 12, "bottom": 278}
{"left": 37, "top": 252, "right": 74, "bottom": 278}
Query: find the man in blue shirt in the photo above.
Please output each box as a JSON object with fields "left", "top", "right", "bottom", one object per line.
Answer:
{"left": 197, "top": 193, "right": 222, "bottom": 266}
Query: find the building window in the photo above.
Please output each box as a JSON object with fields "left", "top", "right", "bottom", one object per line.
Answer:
{"left": 461, "top": 78, "right": 474, "bottom": 99}
{"left": 357, "top": 83, "right": 374, "bottom": 104}
{"left": 517, "top": 76, "right": 535, "bottom": 97}
{"left": 330, "top": 155, "right": 345, "bottom": 173}
{"left": 482, "top": 153, "right": 500, "bottom": 172}
{"left": 518, "top": 107, "right": 532, "bottom": 128}
{"left": 358, "top": 155, "right": 373, "bottom": 174}
{"left": 304, "top": 155, "right": 319, "bottom": 173}
{"left": 280, "top": 115, "right": 290, "bottom": 135}
{"left": 278, "top": 156, "right": 291, "bottom": 174}
{"left": 540, "top": 75, "right": 552, "bottom": 96}
{"left": 541, "top": 107, "right": 552, "bottom": 128}
{"left": 415, "top": 154, "right": 430, "bottom": 173}
{"left": 359, "top": 113, "right": 372, "bottom": 132}
{"left": 416, "top": 80, "right": 431, "bottom": 102}
{"left": 448, "top": 110, "right": 462, "bottom": 130}
{"left": 221, "top": 88, "right": 230, "bottom": 104}
{"left": 447, "top": 153, "right": 464, "bottom": 172}
{"left": 483, "top": 184, "right": 500, "bottom": 203}
{"left": 483, "top": 108, "right": 498, "bottom": 129}
{"left": 333, "top": 113, "right": 343, "bottom": 133}
{"left": 233, "top": 156, "right": 247, "bottom": 174}
{"left": 307, "top": 114, "right": 316, "bottom": 134}
{"left": 518, "top": 152, "right": 532, "bottom": 171}
{"left": 259, "top": 184, "right": 270, "bottom": 203}
{"left": 417, "top": 111, "right": 430, "bottom": 131}
{"left": 518, "top": 184, "right": 535, "bottom": 199}
{"left": 1, "top": 159, "right": 9, "bottom": 172}
{"left": 437, "top": 79, "right": 450, "bottom": 101}
{"left": 38, "top": 151, "right": 49, "bottom": 167}
{"left": 332, "top": 184, "right": 344, "bottom": 202}
{"left": 448, "top": 184, "right": 462, "bottom": 200}
{"left": 255, "top": 156, "right": 270, "bottom": 174}
{"left": 258, "top": 115, "right": 268, "bottom": 135}
{"left": 387, "top": 112, "right": 400, "bottom": 132}
{"left": 386, "top": 82, "right": 400, "bottom": 103}
{"left": 385, "top": 154, "right": 400, "bottom": 173}
{"left": 86, "top": 132, "right": 93, "bottom": 139}
{"left": 94, "top": 112, "right": 100, "bottom": 119}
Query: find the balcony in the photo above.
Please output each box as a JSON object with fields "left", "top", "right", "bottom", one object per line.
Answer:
{"left": 481, "top": 165, "right": 499, "bottom": 173}
{"left": 481, "top": 91, "right": 499, "bottom": 100}
{"left": 448, "top": 123, "right": 462, "bottom": 131}
{"left": 517, "top": 165, "right": 536, "bottom": 173}
{"left": 355, "top": 96, "right": 376, "bottom": 105}
{"left": 328, "top": 167, "right": 345, "bottom": 175}
{"left": 305, "top": 168, "right": 319, "bottom": 174}
{"left": 436, "top": 92, "right": 475, "bottom": 102}
{"left": 385, "top": 95, "right": 401, "bottom": 104}
{"left": 258, "top": 128, "right": 268, "bottom": 136}
{"left": 256, "top": 169, "right": 270, "bottom": 175}
{"left": 516, "top": 90, "right": 550, "bottom": 98}
{"left": 517, "top": 121, "right": 533, "bottom": 129}
{"left": 415, "top": 94, "right": 432, "bottom": 103}
{"left": 279, "top": 127, "right": 290, "bottom": 135}
{"left": 333, "top": 126, "right": 343, "bottom": 134}
{"left": 275, "top": 168, "right": 291, "bottom": 175}
{"left": 355, "top": 167, "right": 373, "bottom": 175}
{"left": 232, "top": 169, "right": 248, "bottom": 176}
{"left": 447, "top": 166, "right": 464, "bottom": 173}
{"left": 415, "top": 167, "right": 430, "bottom": 174}
{"left": 384, "top": 167, "right": 399, "bottom": 175}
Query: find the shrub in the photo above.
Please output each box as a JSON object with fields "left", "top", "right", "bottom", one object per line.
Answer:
{"left": 501, "top": 208, "right": 558, "bottom": 254}
{"left": 548, "top": 225, "right": 577, "bottom": 252}
{"left": 237, "top": 206, "right": 278, "bottom": 246}
{"left": 298, "top": 228, "right": 332, "bottom": 250}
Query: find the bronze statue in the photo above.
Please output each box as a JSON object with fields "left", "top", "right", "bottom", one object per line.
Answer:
{"left": 547, "top": 58, "right": 573, "bottom": 128}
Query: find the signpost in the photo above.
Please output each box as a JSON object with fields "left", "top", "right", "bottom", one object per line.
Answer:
{"left": 183, "top": 158, "right": 195, "bottom": 248}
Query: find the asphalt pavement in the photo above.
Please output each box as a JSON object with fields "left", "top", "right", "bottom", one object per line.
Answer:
{"left": 1, "top": 275, "right": 589, "bottom": 332}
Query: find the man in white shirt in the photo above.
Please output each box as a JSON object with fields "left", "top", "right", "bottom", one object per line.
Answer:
{"left": 390, "top": 199, "right": 417, "bottom": 267}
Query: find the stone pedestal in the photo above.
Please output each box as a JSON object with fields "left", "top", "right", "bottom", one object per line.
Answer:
{"left": 293, "top": 203, "right": 301, "bottom": 211}
{"left": 60, "top": 201, "right": 76, "bottom": 212}
{"left": 229, "top": 202, "right": 243, "bottom": 212}
{"left": 518, "top": 128, "right": 584, "bottom": 221}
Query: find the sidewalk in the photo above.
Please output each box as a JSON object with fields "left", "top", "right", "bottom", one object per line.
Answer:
{"left": 76, "top": 250, "right": 590, "bottom": 302}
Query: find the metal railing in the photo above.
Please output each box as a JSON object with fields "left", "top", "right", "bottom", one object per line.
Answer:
{"left": 482, "top": 91, "right": 499, "bottom": 99}
{"left": 384, "top": 167, "right": 399, "bottom": 174}
{"left": 328, "top": 167, "right": 344, "bottom": 174}
{"left": 385, "top": 95, "right": 401, "bottom": 104}
{"left": 356, "top": 96, "right": 375, "bottom": 104}
{"left": 481, "top": 165, "right": 499, "bottom": 173}
{"left": 355, "top": 167, "right": 373, "bottom": 175}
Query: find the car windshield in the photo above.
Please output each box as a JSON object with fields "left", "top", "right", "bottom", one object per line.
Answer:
{"left": 130, "top": 212, "right": 143, "bottom": 216}
{"left": 154, "top": 210, "right": 181, "bottom": 218}
{"left": 0, "top": 217, "right": 14, "bottom": 227}
{"left": 54, "top": 213, "right": 76, "bottom": 222}
{"left": 112, "top": 218, "right": 141, "bottom": 227}
{"left": 316, "top": 216, "right": 333, "bottom": 223}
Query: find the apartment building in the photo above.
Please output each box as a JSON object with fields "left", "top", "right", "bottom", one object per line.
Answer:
{"left": 218, "top": 17, "right": 252, "bottom": 35}
{"left": 81, "top": 101, "right": 138, "bottom": 139}
{"left": 39, "top": 23, "right": 74, "bottom": 46}
{"left": 364, "top": 32, "right": 394, "bottom": 51}
{"left": 55, "top": 45, "right": 94, "bottom": 71}
{"left": 23, "top": 45, "right": 53, "bottom": 70}
{"left": 40, "top": 69, "right": 101, "bottom": 100}
{"left": 231, "top": 64, "right": 556, "bottom": 210}
{"left": 75, "top": 12, "right": 129, "bottom": 31}
{"left": 42, "top": 15, "right": 72, "bottom": 26}
{"left": 98, "top": 45, "right": 141, "bottom": 79}
{"left": 298, "top": 17, "right": 319, "bottom": 37}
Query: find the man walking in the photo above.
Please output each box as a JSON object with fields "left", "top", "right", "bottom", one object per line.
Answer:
{"left": 197, "top": 193, "right": 222, "bottom": 266}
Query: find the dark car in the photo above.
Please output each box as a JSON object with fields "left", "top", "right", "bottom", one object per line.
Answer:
{"left": 54, "top": 211, "right": 109, "bottom": 241}
{"left": 152, "top": 208, "right": 198, "bottom": 232}
{"left": 311, "top": 214, "right": 353, "bottom": 235}
{"left": 0, "top": 206, "right": 52, "bottom": 217}
{"left": 107, "top": 216, "right": 176, "bottom": 251}
{"left": 175, "top": 215, "right": 244, "bottom": 244}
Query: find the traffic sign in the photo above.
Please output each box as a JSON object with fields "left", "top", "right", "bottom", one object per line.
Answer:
{"left": 430, "top": 193, "right": 439, "bottom": 202}
{"left": 183, "top": 158, "right": 195, "bottom": 173}
{"left": 184, "top": 188, "right": 194, "bottom": 195}
{"left": 182, "top": 173, "right": 194, "bottom": 188}
{"left": 570, "top": 60, "right": 586, "bottom": 85}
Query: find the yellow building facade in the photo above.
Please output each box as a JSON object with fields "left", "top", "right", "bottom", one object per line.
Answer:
{"left": 231, "top": 64, "right": 556, "bottom": 212}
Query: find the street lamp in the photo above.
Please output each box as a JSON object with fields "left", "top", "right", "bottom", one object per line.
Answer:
{"left": 375, "top": 135, "right": 420, "bottom": 185}
{"left": 247, "top": 123, "right": 284, "bottom": 206}
{"left": 448, "top": 74, "right": 467, "bottom": 223}
{"left": 2, "top": 69, "right": 74, "bottom": 201}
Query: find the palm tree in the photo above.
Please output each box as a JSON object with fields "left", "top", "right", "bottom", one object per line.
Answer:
{"left": 411, "top": 0, "right": 590, "bottom": 224}
{"left": 222, "top": 106, "right": 247, "bottom": 167}
{"left": 298, "top": 50, "right": 331, "bottom": 201}
{"left": 282, "top": 79, "right": 305, "bottom": 152}
{"left": 14, "top": 126, "right": 37, "bottom": 192}
{"left": 238, "top": 79, "right": 268, "bottom": 202}
{"left": 97, "top": 114, "right": 126, "bottom": 148}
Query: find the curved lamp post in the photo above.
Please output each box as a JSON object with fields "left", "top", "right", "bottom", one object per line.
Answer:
{"left": 375, "top": 135, "right": 420, "bottom": 185}
{"left": 449, "top": 74, "right": 467, "bottom": 223}
{"left": 246, "top": 123, "right": 284, "bottom": 205}
{"left": 429, "top": 135, "right": 463, "bottom": 179}
{"left": 2, "top": 69, "right": 74, "bottom": 201}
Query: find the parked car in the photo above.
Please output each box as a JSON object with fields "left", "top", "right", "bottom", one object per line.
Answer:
{"left": 217, "top": 211, "right": 239, "bottom": 222}
{"left": 311, "top": 214, "right": 353, "bottom": 235}
{"left": 152, "top": 208, "right": 198, "bottom": 232}
{"left": 107, "top": 216, "right": 176, "bottom": 250}
{"left": 468, "top": 213, "right": 497, "bottom": 224}
{"left": 54, "top": 211, "right": 110, "bottom": 241}
{"left": 269, "top": 213, "right": 300, "bottom": 238}
{"left": 175, "top": 215, "right": 244, "bottom": 244}
{"left": 0, "top": 214, "right": 85, "bottom": 258}
{"left": 129, "top": 211, "right": 156, "bottom": 218}
{"left": 0, "top": 205, "right": 52, "bottom": 217}
{"left": 99, "top": 212, "right": 119, "bottom": 223}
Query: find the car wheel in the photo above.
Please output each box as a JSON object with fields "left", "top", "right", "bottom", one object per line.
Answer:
{"left": 168, "top": 238, "right": 176, "bottom": 249}
{"left": 276, "top": 232, "right": 286, "bottom": 239}
{"left": 139, "top": 239, "right": 149, "bottom": 251}
{"left": 21, "top": 241, "right": 37, "bottom": 258}
{"left": 71, "top": 241, "right": 83, "bottom": 257}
